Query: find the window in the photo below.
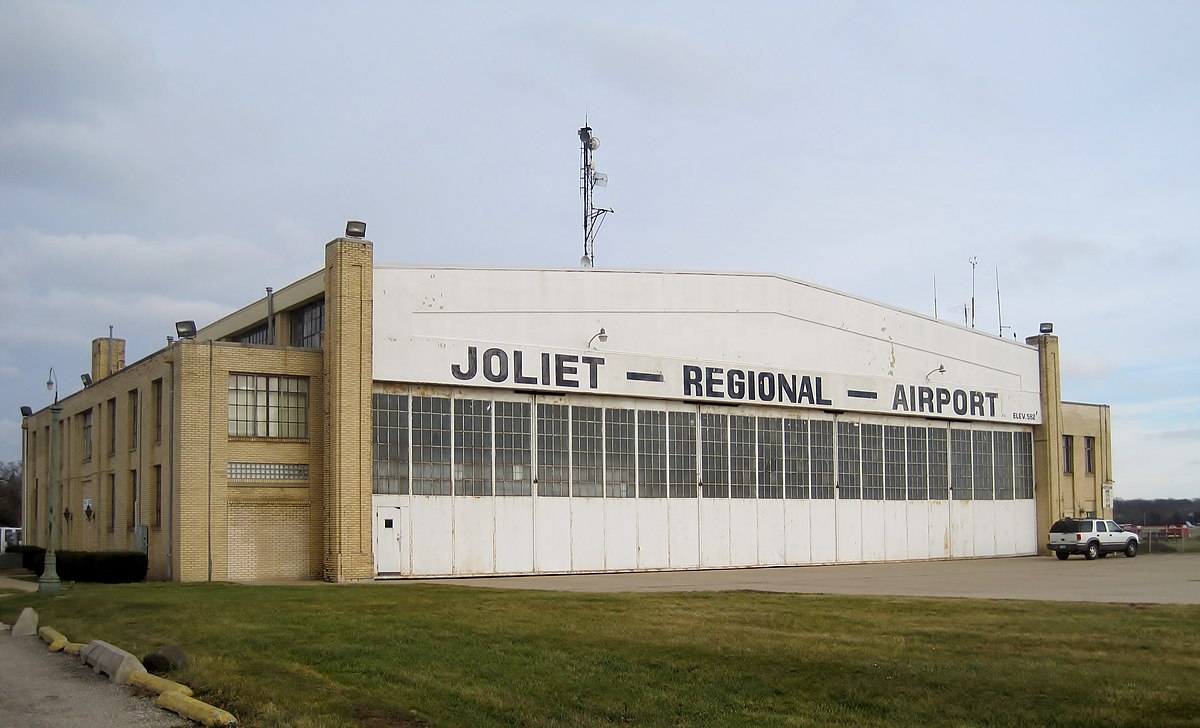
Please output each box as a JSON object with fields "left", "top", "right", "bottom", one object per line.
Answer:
{"left": 836, "top": 422, "right": 861, "bottom": 499}
{"left": 993, "top": 431, "right": 1014, "bottom": 499}
{"left": 972, "top": 430, "right": 994, "bottom": 500}
{"left": 411, "top": 396, "right": 451, "bottom": 495}
{"left": 883, "top": 425, "right": 906, "bottom": 501}
{"left": 809, "top": 420, "right": 835, "bottom": 499}
{"left": 129, "top": 470, "right": 138, "bottom": 529}
{"left": 153, "top": 378, "right": 163, "bottom": 443}
{"left": 757, "top": 417, "right": 783, "bottom": 499}
{"left": 605, "top": 408, "right": 635, "bottom": 497}
{"left": 783, "top": 418, "right": 809, "bottom": 499}
{"left": 668, "top": 411, "right": 697, "bottom": 498}
{"left": 108, "top": 398, "right": 117, "bottom": 454}
{"left": 128, "top": 390, "right": 139, "bottom": 450}
{"left": 494, "top": 401, "right": 531, "bottom": 496}
{"left": 82, "top": 409, "right": 93, "bottom": 462}
{"left": 950, "top": 429, "right": 972, "bottom": 499}
{"left": 928, "top": 428, "right": 949, "bottom": 499}
{"left": 1062, "top": 435, "right": 1074, "bottom": 475}
{"left": 571, "top": 406, "right": 603, "bottom": 497}
{"left": 372, "top": 394, "right": 409, "bottom": 495}
{"left": 237, "top": 324, "right": 269, "bottom": 344}
{"left": 290, "top": 299, "right": 325, "bottom": 349}
{"left": 536, "top": 404, "right": 569, "bottom": 497}
{"left": 227, "top": 374, "right": 309, "bottom": 438}
{"left": 700, "top": 413, "right": 729, "bottom": 498}
{"left": 1014, "top": 432, "right": 1034, "bottom": 499}
{"left": 454, "top": 399, "right": 491, "bottom": 496}
{"left": 729, "top": 415, "right": 756, "bottom": 498}
{"left": 861, "top": 424, "right": 884, "bottom": 500}
{"left": 154, "top": 465, "right": 162, "bottom": 527}
{"left": 108, "top": 474, "right": 115, "bottom": 533}
{"left": 1084, "top": 436, "right": 1096, "bottom": 475}
{"left": 637, "top": 410, "right": 667, "bottom": 498}
{"left": 906, "top": 426, "right": 928, "bottom": 500}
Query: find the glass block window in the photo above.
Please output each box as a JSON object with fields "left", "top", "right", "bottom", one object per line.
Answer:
{"left": 290, "top": 299, "right": 325, "bottom": 349}
{"left": 906, "top": 426, "right": 928, "bottom": 500}
{"left": 810, "top": 419, "right": 835, "bottom": 499}
{"left": 992, "top": 431, "right": 1015, "bottom": 500}
{"left": 837, "top": 422, "right": 861, "bottom": 499}
{"left": 928, "top": 427, "right": 949, "bottom": 499}
{"left": 572, "top": 406, "right": 604, "bottom": 497}
{"left": 411, "top": 396, "right": 451, "bottom": 495}
{"left": 454, "top": 399, "right": 492, "bottom": 496}
{"left": 1014, "top": 431, "right": 1034, "bottom": 499}
{"left": 668, "top": 411, "right": 698, "bottom": 498}
{"left": 228, "top": 374, "right": 309, "bottom": 438}
{"left": 972, "top": 430, "right": 994, "bottom": 500}
{"left": 757, "top": 417, "right": 783, "bottom": 499}
{"left": 228, "top": 462, "right": 310, "bottom": 481}
{"left": 372, "top": 393, "right": 409, "bottom": 495}
{"left": 861, "top": 423, "right": 884, "bottom": 500}
{"left": 536, "top": 404, "right": 569, "bottom": 497}
{"left": 884, "top": 425, "right": 906, "bottom": 501}
{"left": 605, "top": 408, "right": 636, "bottom": 498}
{"left": 638, "top": 410, "right": 667, "bottom": 498}
{"left": 700, "top": 413, "right": 729, "bottom": 498}
{"left": 950, "top": 428, "right": 972, "bottom": 500}
{"left": 784, "top": 418, "right": 809, "bottom": 499}
{"left": 729, "top": 415, "right": 756, "bottom": 499}
{"left": 495, "top": 401, "right": 531, "bottom": 496}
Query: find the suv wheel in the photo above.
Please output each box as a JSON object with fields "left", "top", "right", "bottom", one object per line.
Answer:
{"left": 1055, "top": 551, "right": 1070, "bottom": 561}
{"left": 1124, "top": 540, "right": 1138, "bottom": 558}
{"left": 1084, "top": 541, "right": 1100, "bottom": 560}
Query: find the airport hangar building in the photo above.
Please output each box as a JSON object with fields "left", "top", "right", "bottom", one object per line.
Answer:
{"left": 19, "top": 225, "right": 1114, "bottom": 582}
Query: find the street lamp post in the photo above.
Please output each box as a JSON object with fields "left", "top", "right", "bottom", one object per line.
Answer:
{"left": 38, "top": 396, "right": 62, "bottom": 594}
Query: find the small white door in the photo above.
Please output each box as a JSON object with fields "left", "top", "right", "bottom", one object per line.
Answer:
{"left": 374, "top": 506, "right": 408, "bottom": 574}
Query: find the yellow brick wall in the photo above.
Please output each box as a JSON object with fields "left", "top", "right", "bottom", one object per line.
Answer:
{"left": 227, "top": 502, "right": 315, "bottom": 581}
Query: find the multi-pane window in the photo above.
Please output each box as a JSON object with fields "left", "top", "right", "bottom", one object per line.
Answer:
{"left": 905, "top": 427, "right": 928, "bottom": 500}
{"left": 668, "top": 411, "right": 697, "bottom": 498}
{"left": 783, "top": 418, "right": 809, "bottom": 499}
{"left": 729, "top": 415, "right": 756, "bottom": 498}
{"left": 993, "top": 431, "right": 1014, "bottom": 499}
{"left": 291, "top": 299, "right": 325, "bottom": 349}
{"left": 108, "top": 473, "right": 115, "bottom": 532}
{"left": 108, "top": 398, "right": 117, "bottom": 454}
{"left": 152, "top": 378, "right": 163, "bottom": 443}
{"left": 237, "top": 324, "right": 269, "bottom": 345}
{"left": 373, "top": 394, "right": 409, "bottom": 495}
{"left": 454, "top": 399, "right": 492, "bottom": 496}
{"left": 758, "top": 417, "right": 783, "bottom": 499}
{"left": 129, "top": 470, "right": 138, "bottom": 529}
{"left": 928, "top": 427, "right": 949, "bottom": 499}
{"left": 884, "top": 425, "right": 906, "bottom": 501}
{"left": 411, "top": 396, "right": 451, "bottom": 495}
{"left": 972, "top": 430, "right": 994, "bottom": 500}
{"left": 638, "top": 410, "right": 667, "bottom": 498}
{"left": 837, "top": 422, "right": 862, "bottom": 499}
{"left": 82, "top": 409, "right": 93, "bottom": 462}
{"left": 572, "top": 406, "right": 603, "bottom": 497}
{"left": 228, "top": 375, "right": 309, "bottom": 438}
{"left": 861, "top": 424, "right": 884, "bottom": 500}
{"left": 536, "top": 404, "right": 569, "bottom": 497}
{"left": 1014, "top": 432, "right": 1034, "bottom": 498}
{"left": 1084, "top": 436, "right": 1095, "bottom": 475}
{"left": 129, "top": 390, "right": 139, "bottom": 449}
{"left": 154, "top": 465, "right": 162, "bottom": 527}
{"left": 809, "top": 420, "right": 835, "bottom": 498}
{"left": 1062, "top": 435, "right": 1074, "bottom": 475}
{"left": 950, "top": 429, "right": 972, "bottom": 499}
{"left": 495, "top": 401, "right": 531, "bottom": 496}
{"left": 605, "top": 408, "right": 636, "bottom": 498}
{"left": 700, "top": 413, "right": 729, "bottom": 498}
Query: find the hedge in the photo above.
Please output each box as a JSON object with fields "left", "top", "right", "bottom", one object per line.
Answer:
{"left": 11, "top": 547, "right": 147, "bottom": 583}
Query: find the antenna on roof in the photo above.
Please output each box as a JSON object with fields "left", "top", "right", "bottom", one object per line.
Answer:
{"left": 578, "top": 120, "right": 612, "bottom": 267}
{"left": 996, "top": 267, "right": 1011, "bottom": 338}
{"left": 969, "top": 256, "right": 979, "bottom": 329}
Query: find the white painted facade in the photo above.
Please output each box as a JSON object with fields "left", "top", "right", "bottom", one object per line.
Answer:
{"left": 370, "top": 267, "right": 1042, "bottom": 577}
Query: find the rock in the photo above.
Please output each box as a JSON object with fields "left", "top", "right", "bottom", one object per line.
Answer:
{"left": 142, "top": 644, "right": 189, "bottom": 674}
{"left": 12, "top": 607, "right": 38, "bottom": 636}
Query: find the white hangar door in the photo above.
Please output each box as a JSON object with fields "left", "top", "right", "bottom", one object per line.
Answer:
{"left": 374, "top": 505, "right": 409, "bottom": 574}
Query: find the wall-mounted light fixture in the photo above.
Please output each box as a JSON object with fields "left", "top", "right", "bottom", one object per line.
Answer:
{"left": 62, "top": 506, "right": 73, "bottom": 524}
{"left": 81, "top": 373, "right": 92, "bottom": 387}
{"left": 20, "top": 405, "right": 33, "bottom": 417}
{"left": 1039, "top": 322, "right": 1054, "bottom": 334}
{"left": 175, "top": 320, "right": 197, "bottom": 340}
{"left": 925, "top": 365, "right": 946, "bottom": 382}
{"left": 345, "top": 220, "right": 367, "bottom": 238}
{"left": 84, "top": 501, "right": 95, "bottom": 522}
{"left": 588, "top": 327, "right": 608, "bottom": 349}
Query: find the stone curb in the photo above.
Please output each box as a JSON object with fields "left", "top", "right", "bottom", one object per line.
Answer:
{"left": 19, "top": 611, "right": 237, "bottom": 726}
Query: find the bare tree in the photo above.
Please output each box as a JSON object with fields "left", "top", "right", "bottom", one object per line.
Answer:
{"left": 0, "top": 462, "right": 20, "bottom": 527}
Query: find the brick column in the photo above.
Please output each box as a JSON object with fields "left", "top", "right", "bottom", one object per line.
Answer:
{"left": 1027, "top": 333, "right": 1063, "bottom": 554}
{"left": 322, "top": 237, "right": 375, "bottom": 581}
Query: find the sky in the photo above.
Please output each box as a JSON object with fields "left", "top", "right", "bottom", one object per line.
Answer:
{"left": 1, "top": 1, "right": 1197, "bottom": 499}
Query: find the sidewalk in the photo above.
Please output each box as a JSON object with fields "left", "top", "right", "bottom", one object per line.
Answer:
{"left": 0, "top": 568, "right": 38, "bottom": 593}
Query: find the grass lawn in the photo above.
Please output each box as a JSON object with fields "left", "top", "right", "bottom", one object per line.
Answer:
{"left": 3, "top": 582, "right": 1197, "bottom": 727}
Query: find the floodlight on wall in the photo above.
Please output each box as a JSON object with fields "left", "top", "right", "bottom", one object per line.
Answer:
{"left": 1039, "top": 322, "right": 1054, "bottom": 334}
{"left": 588, "top": 327, "right": 608, "bottom": 349}
{"left": 345, "top": 220, "right": 367, "bottom": 238}
{"left": 81, "top": 373, "right": 92, "bottom": 387}
{"left": 20, "top": 406, "right": 33, "bottom": 417}
{"left": 175, "top": 320, "right": 197, "bottom": 340}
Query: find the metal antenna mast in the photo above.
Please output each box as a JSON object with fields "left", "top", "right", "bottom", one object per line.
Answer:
{"left": 969, "top": 256, "right": 979, "bottom": 329}
{"left": 578, "top": 123, "right": 612, "bottom": 267}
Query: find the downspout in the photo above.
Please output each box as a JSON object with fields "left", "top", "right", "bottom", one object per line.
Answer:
{"left": 166, "top": 342, "right": 176, "bottom": 580}
{"left": 207, "top": 339, "right": 214, "bottom": 582}
{"left": 266, "top": 287, "right": 275, "bottom": 345}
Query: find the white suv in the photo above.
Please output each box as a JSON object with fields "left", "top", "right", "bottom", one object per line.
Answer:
{"left": 1048, "top": 518, "right": 1138, "bottom": 560}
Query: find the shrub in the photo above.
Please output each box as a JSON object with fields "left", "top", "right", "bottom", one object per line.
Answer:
{"left": 21, "top": 549, "right": 147, "bottom": 583}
